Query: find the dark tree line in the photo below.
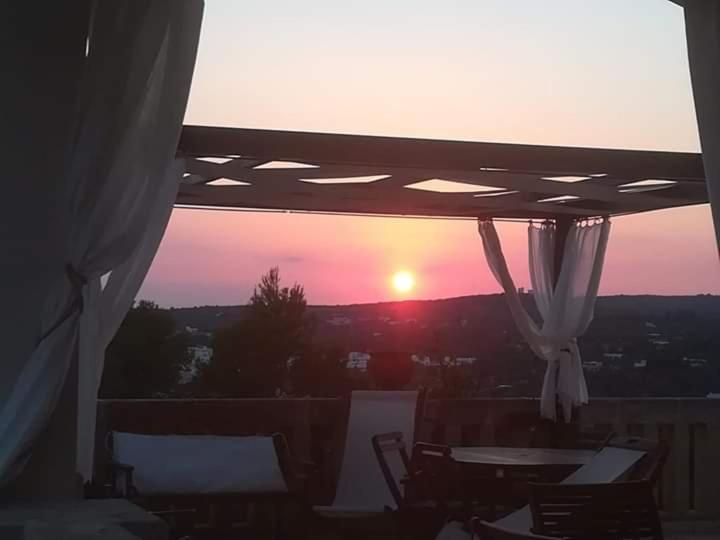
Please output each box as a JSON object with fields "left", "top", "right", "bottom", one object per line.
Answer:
{"left": 100, "top": 274, "right": 720, "bottom": 400}
{"left": 100, "top": 300, "right": 189, "bottom": 398}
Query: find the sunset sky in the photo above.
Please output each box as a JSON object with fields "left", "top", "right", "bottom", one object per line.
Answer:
{"left": 141, "top": 0, "right": 719, "bottom": 307}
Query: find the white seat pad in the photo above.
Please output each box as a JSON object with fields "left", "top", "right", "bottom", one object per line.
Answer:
{"left": 113, "top": 432, "right": 288, "bottom": 495}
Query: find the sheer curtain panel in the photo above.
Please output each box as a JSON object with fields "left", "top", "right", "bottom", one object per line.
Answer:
{"left": 478, "top": 219, "right": 610, "bottom": 421}
{"left": 678, "top": 0, "right": 720, "bottom": 254}
{"left": 0, "top": 1, "right": 203, "bottom": 486}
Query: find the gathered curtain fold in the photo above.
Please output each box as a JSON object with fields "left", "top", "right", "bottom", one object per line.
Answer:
{"left": 76, "top": 158, "right": 184, "bottom": 480}
{"left": 0, "top": 1, "right": 203, "bottom": 486}
{"left": 478, "top": 219, "right": 610, "bottom": 421}
{"left": 678, "top": 0, "right": 720, "bottom": 254}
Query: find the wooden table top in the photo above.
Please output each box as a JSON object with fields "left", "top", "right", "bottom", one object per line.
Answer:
{"left": 451, "top": 446, "right": 598, "bottom": 467}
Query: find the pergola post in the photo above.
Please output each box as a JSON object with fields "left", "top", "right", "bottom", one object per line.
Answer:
{"left": 552, "top": 216, "right": 572, "bottom": 288}
{"left": 551, "top": 216, "right": 578, "bottom": 432}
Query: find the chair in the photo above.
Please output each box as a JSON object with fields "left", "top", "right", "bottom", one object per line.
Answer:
{"left": 475, "top": 520, "right": 558, "bottom": 540}
{"left": 529, "top": 480, "right": 663, "bottom": 540}
{"left": 313, "top": 390, "right": 425, "bottom": 518}
{"left": 106, "top": 431, "right": 298, "bottom": 539}
{"left": 412, "top": 442, "right": 459, "bottom": 509}
{"left": 490, "top": 441, "right": 650, "bottom": 535}
{"left": 372, "top": 432, "right": 446, "bottom": 539}
{"left": 414, "top": 442, "right": 499, "bottom": 521}
{"left": 371, "top": 432, "right": 414, "bottom": 510}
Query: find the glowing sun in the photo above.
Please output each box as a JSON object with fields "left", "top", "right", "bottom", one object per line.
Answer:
{"left": 392, "top": 271, "right": 415, "bottom": 294}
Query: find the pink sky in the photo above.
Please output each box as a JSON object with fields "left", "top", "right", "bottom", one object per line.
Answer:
{"left": 142, "top": 205, "right": 719, "bottom": 307}
{"left": 139, "top": 1, "right": 719, "bottom": 307}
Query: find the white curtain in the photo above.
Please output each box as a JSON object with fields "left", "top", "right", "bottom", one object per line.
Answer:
{"left": 0, "top": 1, "right": 203, "bottom": 486}
{"left": 677, "top": 0, "right": 720, "bottom": 253}
{"left": 76, "top": 159, "right": 183, "bottom": 480}
{"left": 478, "top": 219, "right": 611, "bottom": 421}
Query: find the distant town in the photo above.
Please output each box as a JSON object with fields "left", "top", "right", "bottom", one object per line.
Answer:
{"left": 99, "top": 292, "right": 720, "bottom": 401}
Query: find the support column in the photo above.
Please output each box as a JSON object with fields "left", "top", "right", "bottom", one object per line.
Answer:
{"left": 552, "top": 217, "right": 578, "bottom": 432}
{"left": 552, "top": 217, "right": 572, "bottom": 288}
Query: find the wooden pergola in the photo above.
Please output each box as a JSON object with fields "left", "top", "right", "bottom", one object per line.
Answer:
{"left": 177, "top": 126, "right": 708, "bottom": 221}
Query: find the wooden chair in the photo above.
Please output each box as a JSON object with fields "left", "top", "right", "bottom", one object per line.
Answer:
{"left": 413, "top": 442, "right": 499, "bottom": 521}
{"left": 412, "top": 442, "right": 457, "bottom": 507}
{"left": 529, "top": 480, "right": 663, "bottom": 540}
{"left": 371, "top": 432, "right": 414, "bottom": 509}
{"left": 372, "top": 432, "right": 446, "bottom": 540}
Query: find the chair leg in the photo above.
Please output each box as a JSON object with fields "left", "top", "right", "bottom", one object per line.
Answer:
{"left": 271, "top": 501, "right": 281, "bottom": 540}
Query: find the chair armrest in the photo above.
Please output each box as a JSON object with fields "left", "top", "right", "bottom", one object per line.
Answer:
{"left": 107, "top": 460, "right": 134, "bottom": 472}
{"left": 106, "top": 460, "right": 137, "bottom": 497}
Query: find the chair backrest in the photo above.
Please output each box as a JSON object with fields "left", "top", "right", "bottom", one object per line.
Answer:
{"left": 332, "top": 390, "right": 421, "bottom": 512}
{"left": 372, "top": 432, "right": 413, "bottom": 509}
{"left": 111, "top": 431, "right": 288, "bottom": 495}
{"left": 529, "top": 480, "right": 663, "bottom": 540}
{"left": 476, "top": 520, "right": 558, "bottom": 540}
{"left": 412, "top": 441, "right": 463, "bottom": 507}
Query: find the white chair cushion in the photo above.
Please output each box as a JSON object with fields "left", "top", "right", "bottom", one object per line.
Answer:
{"left": 330, "top": 390, "right": 419, "bottom": 513}
{"left": 113, "top": 432, "right": 288, "bottom": 495}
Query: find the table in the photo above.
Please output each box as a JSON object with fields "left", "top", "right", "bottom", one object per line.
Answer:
{"left": 446, "top": 447, "right": 599, "bottom": 523}
{"left": 451, "top": 446, "right": 597, "bottom": 468}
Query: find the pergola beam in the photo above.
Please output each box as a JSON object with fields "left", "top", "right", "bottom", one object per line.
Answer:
{"left": 180, "top": 126, "right": 706, "bottom": 180}
{"left": 176, "top": 126, "right": 709, "bottom": 220}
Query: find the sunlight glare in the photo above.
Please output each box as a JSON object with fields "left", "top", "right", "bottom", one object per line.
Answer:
{"left": 392, "top": 271, "right": 415, "bottom": 294}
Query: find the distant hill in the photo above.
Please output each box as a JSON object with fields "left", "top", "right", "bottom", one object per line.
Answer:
{"left": 169, "top": 294, "right": 720, "bottom": 354}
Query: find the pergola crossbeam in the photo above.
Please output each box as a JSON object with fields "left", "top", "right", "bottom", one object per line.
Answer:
{"left": 177, "top": 126, "right": 709, "bottom": 220}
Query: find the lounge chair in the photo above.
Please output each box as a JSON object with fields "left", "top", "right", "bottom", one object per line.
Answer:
{"left": 107, "top": 431, "right": 298, "bottom": 538}
{"left": 313, "top": 390, "right": 424, "bottom": 530}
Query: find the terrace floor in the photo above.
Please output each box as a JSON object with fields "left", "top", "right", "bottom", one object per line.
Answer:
{"left": 665, "top": 521, "right": 720, "bottom": 540}
{"left": 95, "top": 397, "right": 720, "bottom": 539}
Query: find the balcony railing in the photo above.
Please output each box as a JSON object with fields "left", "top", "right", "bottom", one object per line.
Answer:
{"left": 96, "top": 397, "right": 720, "bottom": 520}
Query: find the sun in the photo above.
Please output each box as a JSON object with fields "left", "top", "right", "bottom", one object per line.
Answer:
{"left": 392, "top": 270, "right": 415, "bottom": 294}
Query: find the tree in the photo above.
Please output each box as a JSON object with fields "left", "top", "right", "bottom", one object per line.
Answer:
{"left": 289, "top": 343, "right": 350, "bottom": 397}
{"left": 198, "top": 267, "right": 313, "bottom": 397}
{"left": 100, "top": 300, "right": 189, "bottom": 398}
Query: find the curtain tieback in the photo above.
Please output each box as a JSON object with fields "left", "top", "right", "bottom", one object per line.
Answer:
{"left": 65, "top": 263, "right": 88, "bottom": 312}
{"left": 37, "top": 264, "right": 88, "bottom": 343}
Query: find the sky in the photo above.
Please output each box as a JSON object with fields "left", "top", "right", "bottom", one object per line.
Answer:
{"left": 140, "top": 0, "right": 719, "bottom": 307}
